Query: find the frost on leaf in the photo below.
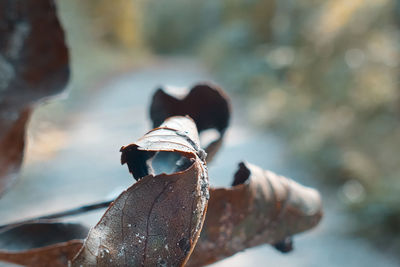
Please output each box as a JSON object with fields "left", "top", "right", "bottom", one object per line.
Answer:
{"left": 187, "top": 162, "right": 323, "bottom": 267}
{"left": 72, "top": 116, "right": 209, "bottom": 266}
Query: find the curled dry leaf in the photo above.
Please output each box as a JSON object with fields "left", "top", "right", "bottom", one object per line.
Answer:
{"left": 72, "top": 116, "right": 209, "bottom": 266}
{"left": 187, "top": 162, "right": 323, "bottom": 267}
{"left": 120, "top": 115, "right": 205, "bottom": 180}
{"left": 0, "top": 222, "right": 88, "bottom": 267}
{"left": 0, "top": 0, "right": 69, "bottom": 195}
{"left": 0, "top": 241, "right": 83, "bottom": 267}
{"left": 150, "top": 83, "right": 231, "bottom": 162}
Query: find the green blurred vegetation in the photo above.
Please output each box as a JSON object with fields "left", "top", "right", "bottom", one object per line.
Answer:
{"left": 58, "top": 0, "right": 400, "bottom": 254}
{"left": 137, "top": 0, "right": 400, "bottom": 252}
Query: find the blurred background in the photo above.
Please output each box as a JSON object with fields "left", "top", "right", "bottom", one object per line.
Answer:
{"left": 1, "top": 0, "right": 399, "bottom": 266}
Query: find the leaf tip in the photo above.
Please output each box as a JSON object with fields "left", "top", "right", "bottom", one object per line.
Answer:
{"left": 273, "top": 237, "right": 293, "bottom": 253}
{"left": 231, "top": 162, "right": 251, "bottom": 186}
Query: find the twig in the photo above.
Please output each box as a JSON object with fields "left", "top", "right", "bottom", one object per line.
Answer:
{"left": 0, "top": 200, "right": 112, "bottom": 231}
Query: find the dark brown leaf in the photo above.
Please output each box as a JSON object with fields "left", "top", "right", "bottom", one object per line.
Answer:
{"left": 0, "top": 108, "right": 31, "bottom": 195}
{"left": 0, "top": 222, "right": 88, "bottom": 267}
{"left": 187, "top": 162, "right": 323, "bottom": 266}
{"left": 0, "top": 241, "right": 83, "bottom": 267}
{"left": 0, "top": 222, "right": 89, "bottom": 250}
{"left": 0, "top": 0, "right": 69, "bottom": 195}
{"left": 72, "top": 116, "right": 209, "bottom": 266}
{"left": 150, "top": 83, "right": 231, "bottom": 162}
{"left": 0, "top": 0, "right": 69, "bottom": 109}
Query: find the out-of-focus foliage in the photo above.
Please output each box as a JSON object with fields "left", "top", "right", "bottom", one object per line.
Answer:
{"left": 81, "top": 0, "right": 143, "bottom": 49}
{"left": 139, "top": 0, "right": 400, "bottom": 252}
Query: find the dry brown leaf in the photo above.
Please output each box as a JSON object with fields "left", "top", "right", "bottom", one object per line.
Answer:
{"left": 72, "top": 116, "right": 209, "bottom": 266}
{"left": 0, "top": 108, "right": 31, "bottom": 196}
{"left": 0, "top": 0, "right": 69, "bottom": 108}
{"left": 187, "top": 162, "right": 323, "bottom": 266}
{"left": 121, "top": 115, "right": 206, "bottom": 180}
{"left": 0, "top": 241, "right": 83, "bottom": 267}
{"left": 150, "top": 83, "right": 231, "bottom": 162}
{"left": 0, "top": 0, "right": 69, "bottom": 195}
{"left": 0, "top": 222, "right": 88, "bottom": 267}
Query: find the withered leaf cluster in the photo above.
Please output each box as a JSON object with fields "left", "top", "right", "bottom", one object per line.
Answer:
{"left": 0, "top": 1, "right": 323, "bottom": 266}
